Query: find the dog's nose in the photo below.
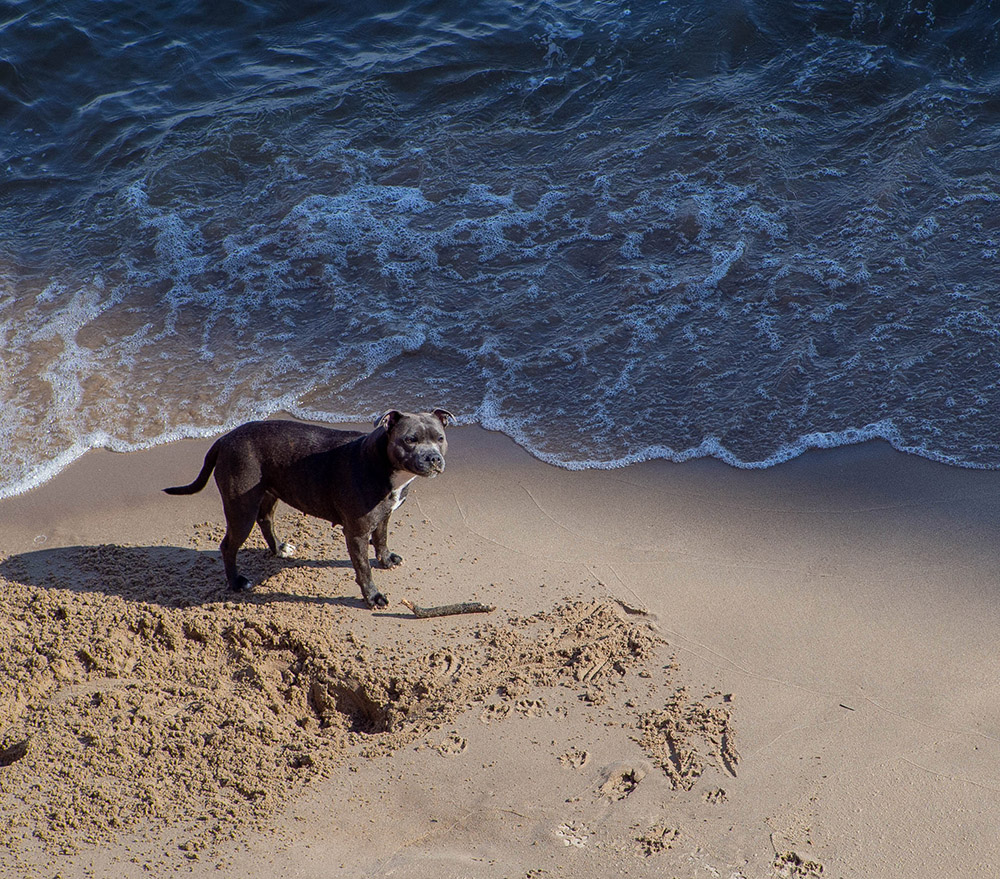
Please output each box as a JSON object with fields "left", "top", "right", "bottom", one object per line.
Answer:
{"left": 426, "top": 451, "right": 445, "bottom": 472}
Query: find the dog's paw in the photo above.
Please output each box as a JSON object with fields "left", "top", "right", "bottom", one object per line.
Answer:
{"left": 364, "top": 590, "right": 389, "bottom": 610}
{"left": 379, "top": 552, "right": 404, "bottom": 569}
{"left": 275, "top": 541, "right": 296, "bottom": 559}
{"left": 231, "top": 575, "right": 252, "bottom": 592}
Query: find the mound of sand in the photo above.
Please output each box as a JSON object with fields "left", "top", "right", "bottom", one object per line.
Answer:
{"left": 0, "top": 513, "right": 737, "bottom": 863}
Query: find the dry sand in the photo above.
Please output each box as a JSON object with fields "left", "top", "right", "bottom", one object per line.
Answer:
{"left": 2, "top": 425, "right": 1000, "bottom": 878}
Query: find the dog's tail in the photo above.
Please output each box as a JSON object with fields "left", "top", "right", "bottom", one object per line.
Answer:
{"left": 162, "top": 442, "right": 220, "bottom": 495}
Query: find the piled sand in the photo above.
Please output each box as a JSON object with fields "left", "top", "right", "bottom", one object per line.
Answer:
{"left": 0, "top": 513, "right": 736, "bottom": 872}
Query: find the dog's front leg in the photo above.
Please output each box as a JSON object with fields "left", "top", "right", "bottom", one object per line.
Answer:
{"left": 344, "top": 529, "right": 389, "bottom": 609}
{"left": 371, "top": 515, "right": 403, "bottom": 569}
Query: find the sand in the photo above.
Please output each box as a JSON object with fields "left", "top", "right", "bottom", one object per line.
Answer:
{"left": 2, "top": 425, "right": 1000, "bottom": 878}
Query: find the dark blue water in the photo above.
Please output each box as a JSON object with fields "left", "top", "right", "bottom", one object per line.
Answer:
{"left": 2, "top": 0, "right": 999, "bottom": 496}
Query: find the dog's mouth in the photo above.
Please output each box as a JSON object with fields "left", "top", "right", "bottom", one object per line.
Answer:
{"left": 420, "top": 460, "right": 445, "bottom": 477}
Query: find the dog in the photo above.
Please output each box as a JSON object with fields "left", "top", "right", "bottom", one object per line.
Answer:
{"left": 163, "top": 409, "right": 452, "bottom": 608}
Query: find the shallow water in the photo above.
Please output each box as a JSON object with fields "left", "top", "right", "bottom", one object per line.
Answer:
{"left": 2, "top": 0, "right": 999, "bottom": 496}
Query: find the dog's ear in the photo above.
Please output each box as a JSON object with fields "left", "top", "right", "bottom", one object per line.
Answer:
{"left": 432, "top": 408, "right": 455, "bottom": 427}
{"left": 375, "top": 410, "right": 402, "bottom": 430}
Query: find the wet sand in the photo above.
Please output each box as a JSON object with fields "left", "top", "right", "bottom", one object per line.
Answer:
{"left": 3, "top": 425, "right": 1000, "bottom": 878}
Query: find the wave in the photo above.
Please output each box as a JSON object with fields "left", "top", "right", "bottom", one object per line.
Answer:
{"left": 3, "top": 406, "right": 991, "bottom": 503}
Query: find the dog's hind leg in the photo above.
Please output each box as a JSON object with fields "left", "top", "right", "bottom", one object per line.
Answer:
{"left": 256, "top": 491, "right": 296, "bottom": 558}
{"left": 220, "top": 495, "right": 259, "bottom": 592}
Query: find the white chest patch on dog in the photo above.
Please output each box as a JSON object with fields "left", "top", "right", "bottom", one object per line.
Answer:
{"left": 390, "top": 475, "right": 416, "bottom": 511}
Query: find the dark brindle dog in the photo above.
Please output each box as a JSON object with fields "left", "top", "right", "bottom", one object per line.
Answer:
{"left": 164, "top": 409, "right": 452, "bottom": 608}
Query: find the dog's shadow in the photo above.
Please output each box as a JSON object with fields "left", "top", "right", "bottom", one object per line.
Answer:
{"left": 0, "top": 543, "right": 369, "bottom": 610}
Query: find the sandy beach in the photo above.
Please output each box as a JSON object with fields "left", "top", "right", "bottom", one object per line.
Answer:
{"left": 3, "top": 423, "right": 1000, "bottom": 878}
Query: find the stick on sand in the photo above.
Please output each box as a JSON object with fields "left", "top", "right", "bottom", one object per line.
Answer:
{"left": 400, "top": 599, "right": 496, "bottom": 618}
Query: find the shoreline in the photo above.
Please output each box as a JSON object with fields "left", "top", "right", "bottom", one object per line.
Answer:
{"left": 3, "top": 426, "right": 1000, "bottom": 877}
{"left": 4, "top": 412, "right": 997, "bottom": 507}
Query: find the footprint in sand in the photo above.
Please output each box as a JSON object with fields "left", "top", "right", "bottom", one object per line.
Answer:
{"left": 554, "top": 821, "right": 590, "bottom": 848}
{"left": 558, "top": 748, "right": 590, "bottom": 769}
{"left": 424, "top": 651, "right": 461, "bottom": 679}
{"left": 599, "top": 763, "right": 647, "bottom": 800}
{"left": 479, "top": 702, "right": 511, "bottom": 724}
{"left": 435, "top": 732, "right": 467, "bottom": 756}
{"left": 515, "top": 697, "right": 546, "bottom": 717}
{"left": 635, "top": 822, "right": 681, "bottom": 857}
{"left": 774, "top": 851, "right": 824, "bottom": 878}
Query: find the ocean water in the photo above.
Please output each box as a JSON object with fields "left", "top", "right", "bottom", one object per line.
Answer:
{"left": 2, "top": 0, "right": 1000, "bottom": 498}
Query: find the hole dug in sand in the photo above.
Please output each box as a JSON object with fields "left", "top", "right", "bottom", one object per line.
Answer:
{"left": 0, "top": 739, "right": 29, "bottom": 767}
{"left": 0, "top": 522, "right": 740, "bottom": 864}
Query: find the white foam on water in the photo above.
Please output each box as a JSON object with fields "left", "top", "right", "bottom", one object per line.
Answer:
{"left": 476, "top": 414, "right": 994, "bottom": 473}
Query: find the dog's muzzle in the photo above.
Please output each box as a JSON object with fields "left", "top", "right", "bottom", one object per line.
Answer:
{"left": 421, "top": 452, "right": 446, "bottom": 476}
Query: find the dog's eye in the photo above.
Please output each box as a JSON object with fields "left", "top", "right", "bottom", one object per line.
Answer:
{"left": 406, "top": 434, "right": 419, "bottom": 444}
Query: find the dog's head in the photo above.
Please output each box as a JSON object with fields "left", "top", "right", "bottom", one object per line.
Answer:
{"left": 375, "top": 408, "right": 453, "bottom": 477}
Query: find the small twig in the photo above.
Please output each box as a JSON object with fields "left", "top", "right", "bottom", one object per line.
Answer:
{"left": 400, "top": 599, "right": 495, "bottom": 618}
